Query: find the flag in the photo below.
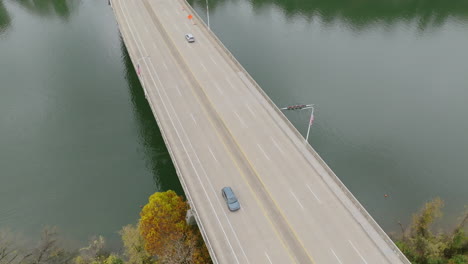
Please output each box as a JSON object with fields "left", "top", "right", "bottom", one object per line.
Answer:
{"left": 309, "top": 111, "right": 315, "bottom": 126}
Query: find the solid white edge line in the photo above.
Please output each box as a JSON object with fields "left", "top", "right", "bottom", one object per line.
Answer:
{"left": 349, "top": 240, "right": 369, "bottom": 264}
{"left": 306, "top": 184, "right": 322, "bottom": 204}
{"left": 290, "top": 190, "right": 304, "bottom": 210}
{"left": 330, "top": 248, "right": 344, "bottom": 264}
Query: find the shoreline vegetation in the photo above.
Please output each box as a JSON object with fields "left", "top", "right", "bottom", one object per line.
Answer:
{"left": 393, "top": 198, "right": 467, "bottom": 264}
{"left": 1, "top": 193, "right": 466, "bottom": 264}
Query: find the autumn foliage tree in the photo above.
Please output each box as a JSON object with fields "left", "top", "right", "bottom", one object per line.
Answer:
{"left": 139, "top": 190, "right": 211, "bottom": 264}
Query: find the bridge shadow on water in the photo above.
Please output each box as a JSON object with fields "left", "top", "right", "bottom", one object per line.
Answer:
{"left": 121, "top": 39, "right": 184, "bottom": 196}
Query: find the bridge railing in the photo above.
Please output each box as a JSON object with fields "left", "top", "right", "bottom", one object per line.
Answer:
{"left": 143, "top": 75, "right": 219, "bottom": 264}
{"left": 181, "top": 1, "right": 410, "bottom": 262}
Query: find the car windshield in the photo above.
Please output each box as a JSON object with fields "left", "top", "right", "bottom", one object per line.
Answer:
{"left": 227, "top": 196, "right": 237, "bottom": 204}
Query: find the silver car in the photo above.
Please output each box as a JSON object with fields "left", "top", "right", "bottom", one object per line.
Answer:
{"left": 221, "top": 187, "right": 240, "bottom": 211}
{"left": 185, "top": 33, "right": 195, "bottom": 43}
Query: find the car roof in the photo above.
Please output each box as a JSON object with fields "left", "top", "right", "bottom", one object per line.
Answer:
{"left": 222, "top": 187, "right": 235, "bottom": 197}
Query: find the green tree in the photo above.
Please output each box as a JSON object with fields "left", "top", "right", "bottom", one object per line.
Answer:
{"left": 102, "top": 255, "right": 124, "bottom": 264}
{"left": 396, "top": 198, "right": 468, "bottom": 264}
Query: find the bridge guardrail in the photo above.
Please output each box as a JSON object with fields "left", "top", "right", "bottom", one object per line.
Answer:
{"left": 180, "top": 1, "right": 410, "bottom": 262}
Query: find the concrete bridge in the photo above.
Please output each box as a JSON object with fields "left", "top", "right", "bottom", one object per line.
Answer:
{"left": 110, "top": 0, "right": 410, "bottom": 263}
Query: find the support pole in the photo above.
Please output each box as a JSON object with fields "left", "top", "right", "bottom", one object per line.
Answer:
{"left": 305, "top": 107, "right": 314, "bottom": 142}
{"left": 206, "top": 0, "right": 210, "bottom": 29}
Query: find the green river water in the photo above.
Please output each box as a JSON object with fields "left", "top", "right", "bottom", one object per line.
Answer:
{"left": 1, "top": 0, "right": 467, "bottom": 247}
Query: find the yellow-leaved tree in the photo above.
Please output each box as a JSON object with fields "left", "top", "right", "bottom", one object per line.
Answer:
{"left": 139, "top": 190, "right": 211, "bottom": 264}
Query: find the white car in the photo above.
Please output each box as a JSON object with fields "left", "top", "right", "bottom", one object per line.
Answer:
{"left": 185, "top": 33, "right": 195, "bottom": 43}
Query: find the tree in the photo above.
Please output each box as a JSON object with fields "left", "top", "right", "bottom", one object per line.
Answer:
{"left": 0, "top": 227, "right": 75, "bottom": 264}
{"left": 73, "top": 236, "right": 113, "bottom": 264}
{"left": 119, "top": 224, "right": 154, "bottom": 264}
{"left": 27, "top": 227, "right": 75, "bottom": 264}
{"left": 139, "top": 191, "right": 211, "bottom": 264}
{"left": 445, "top": 209, "right": 468, "bottom": 259}
{"left": 396, "top": 198, "right": 468, "bottom": 264}
{"left": 102, "top": 255, "right": 124, "bottom": 264}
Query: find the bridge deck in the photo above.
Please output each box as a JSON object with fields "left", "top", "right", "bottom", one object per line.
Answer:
{"left": 111, "top": 0, "right": 409, "bottom": 263}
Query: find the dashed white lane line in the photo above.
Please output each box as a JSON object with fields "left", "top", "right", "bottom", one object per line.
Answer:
{"left": 144, "top": 25, "right": 149, "bottom": 33}
{"left": 214, "top": 82, "right": 224, "bottom": 95}
{"left": 209, "top": 55, "right": 218, "bottom": 66}
{"left": 208, "top": 146, "right": 218, "bottom": 163}
{"left": 234, "top": 111, "right": 248, "bottom": 129}
{"left": 349, "top": 240, "right": 369, "bottom": 264}
{"left": 201, "top": 62, "right": 208, "bottom": 73}
{"left": 174, "top": 23, "right": 180, "bottom": 32}
{"left": 175, "top": 85, "right": 182, "bottom": 96}
{"left": 330, "top": 248, "right": 343, "bottom": 264}
{"left": 264, "top": 252, "right": 273, "bottom": 264}
{"left": 256, "top": 143, "right": 270, "bottom": 161}
{"left": 183, "top": 23, "right": 191, "bottom": 31}
{"left": 163, "top": 62, "right": 168, "bottom": 70}
{"left": 306, "top": 184, "right": 322, "bottom": 204}
{"left": 246, "top": 104, "right": 256, "bottom": 118}
{"left": 190, "top": 113, "right": 197, "bottom": 125}
{"left": 290, "top": 190, "right": 304, "bottom": 210}
{"left": 270, "top": 136, "right": 284, "bottom": 155}
{"left": 226, "top": 77, "right": 235, "bottom": 89}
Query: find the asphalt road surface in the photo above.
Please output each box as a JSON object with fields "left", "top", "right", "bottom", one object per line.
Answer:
{"left": 111, "top": 0, "right": 409, "bottom": 263}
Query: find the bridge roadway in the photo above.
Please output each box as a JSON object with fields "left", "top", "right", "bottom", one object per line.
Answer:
{"left": 111, "top": 0, "right": 410, "bottom": 263}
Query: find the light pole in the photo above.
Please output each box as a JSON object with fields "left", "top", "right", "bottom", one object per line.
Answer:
{"left": 206, "top": 0, "right": 210, "bottom": 29}
{"left": 280, "top": 104, "right": 315, "bottom": 142}
{"left": 305, "top": 106, "right": 314, "bottom": 142}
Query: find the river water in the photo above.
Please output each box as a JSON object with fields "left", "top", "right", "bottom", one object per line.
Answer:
{"left": 1, "top": 0, "right": 467, "bottom": 247}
